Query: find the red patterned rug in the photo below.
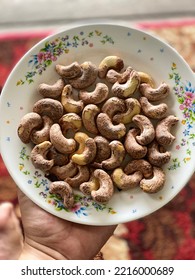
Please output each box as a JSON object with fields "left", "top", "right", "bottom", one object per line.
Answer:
{"left": 0, "top": 20, "right": 195, "bottom": 260}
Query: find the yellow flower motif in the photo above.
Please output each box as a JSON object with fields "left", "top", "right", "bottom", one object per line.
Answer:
{"left": 172, "top": 62, "right": 177, "bottom": 69}
{"left": 181, "top": 120, "right": 186, "bottom": 125}
{"left": 185, "top": 157, "right": 191, "bottom": 161}
{"left": 65, "top": 49, "right": 69, "bottom": 53}
{"left": 19, "top": 164, "right": 24, "bottom": 171}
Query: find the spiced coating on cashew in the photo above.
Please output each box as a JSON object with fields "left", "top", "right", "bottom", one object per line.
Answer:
{"left": 124, "top": 159, "right": 153, "bottom": 179}
{"left": 92, "top": 136, "right": 111, "bottom": 167}
{"left": 132, "top": 114, "right": 155, "bottom": 145}
{"left": 65, "top": 165, "right": 90, "bottom": 188}
{"left": 17, "top": 112, "right": 43, "bottom": 144}
{"left": 139, "top": 97, "right": 168, "bottom": 119}
{"left": 30, "top": 141, "right": 54, "bottom": 172}
{"left": 147, "top": 140, "right": 171, "bottom": 167}
{"left": 49, "top": 181, "right": 74, "bottom": 209}
{"left": 55, "top": 62, "right": 82, "bottom": 79}
{"left": 61, "top": 84, "right": 84, "bottom": 114}
{"left": 82, "top": 104, "right": 100, "bottom": 134}
{"left": 139, "top": 82, "right": 170, "bottom": 101}
{"left": 49, "top": 161, "right": 78, "bottom": 180}
{"left": 38, "top": 78, "right": 65, "bottom": 99}
{"left": 155, "top": 115, "right": 179, "bottom": 146}
{"left": 33, "top": 98, "right": 63, "bottom": 121}
{"left": 106, "top": 66, "right": 133, "bottom": 84}
{"left": 79, "top": 83, "right": 108, "bottom": 105}
{"left": 140, "top": 166, "right": 166, "bottom": 193}
{"left": 102, "top": 141, "right": 125, "bottom": 170}
{"left": 47, "top": 146, "right": 69, "bottom": 166}
{"left": 101, "top": 97, "right": 125, "bottom": 119}
{"left": 31, "top": 115, "right": 53, "bottom": 144}
{"left": 98, "top": 56, "right": 124, "bottom": 79}
{"left": 59, "top": 113, "right": 82, "bottom": 135}
{"left": 124, "top": 128, "right": 147, "bottom": 159}
{"left": 80, "top": 170, "right": 100, "bottom": 196}
{"left": 111, "top": 168, "right": 143, "bottom": 190}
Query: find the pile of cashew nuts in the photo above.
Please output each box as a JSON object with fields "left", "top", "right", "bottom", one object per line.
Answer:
{"left": 17, "top": 56, "right": 179, "bottom": 208}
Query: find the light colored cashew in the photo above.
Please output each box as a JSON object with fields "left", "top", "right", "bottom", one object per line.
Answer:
{"left": 112, "top": 68, "right": 140, "bottom": 99}
{"left": 124, "top": 128, "right": 147, "bottom": 159}
{"left": 155, "top": 115, "right": 179, "bottom": 146}
{"left": 59, "top": 113, "right": 82, "bottom": 135}
{"left": 101, "top": 97, "right": 125, "bottom": 119}
{"left": 38, "top": 78, "right": 65, "bottom": 99}
{"left": 68, "top": 61, "right": 98, "bottom": 89}
{"left": 65, "top": 165, "right": 90, "bottom": 188}
{"left": 49, "top": 160, "right": 78, "bottom": 180}
{"left": 124, "top": 159, "right": 153, "bottom": 179}
{"left": 98, "top": 56, "right": 124, "bottom": 79}
{"left": 91, "top": 169, "right": 114, "bottom": 203}
{"left": 96, "top": 113, "right": 126, "bottom": 140}
{"left": 106, "top": 66, "right": 132, "bottom": 84}
{"left": 50, "top": 123, "right": 76, "bottom": 154}
{"left": 31, "top": 115, "right": 53, "bottom": 144}
{"left": 102, "top": 141, "right": 125, "bottom": 170}
{"left": 71, "top": 132, "right": 97, "bottom": 165}
{"left": 139, "top": 96, "right": 168, "bottom": 119}
{"left": 55, "top": 62, "right": 82, "bottom": 79}
{"left": 33, "top": 98, "right": 63, "bottom": 121}
{"left": 140, "top": 167, "right": 165, "bottom": 193}
{"left": 17, "top": 112, "right": 42, "bottom": 144}
{"left": 111, "top": 168, "right": 143, "bottom": 190}
{"left": 138, "top": 71, "right": 155, "bottom": 88}
{"left": 61, "top": 84, "right": 84, "bottom": 114}
{"left": 92, "top": 136, "right": 111, "bottom": 167}
{"left": 147, "top": 140, "right": 171, "bottom": 167}
{"left": 47, "top": 146, "right": 69, "bottom": 166}
{"left": 49, "top": 181, "right": 74, "bottom": 209}
{"left": 139, "top": 82, "right": 170, "bottom": 101}
{"left": 113, "top": 98, "right": 141, "bottom": 124}
{"left": 80, "top": 170, "right": 100, "bottom": 196}
{"left": 132, "top": 114, "right": 155, "bottom": 145}
{"left": 79, "top": 83, "right": 108, "bottom": 105}
{"left": 30, "top": 141, "right": 54, "bottom": 172}
{"left": 82, "top": 104, "right": 100, "bottom": 134}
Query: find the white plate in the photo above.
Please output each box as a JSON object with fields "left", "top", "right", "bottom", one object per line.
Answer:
{"left": 0, "top": 24, "right": 195, "bottom": 226}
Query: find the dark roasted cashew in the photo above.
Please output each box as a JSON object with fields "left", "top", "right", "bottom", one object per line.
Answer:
{"left": 49, "top": 160, "right": 78, "bottom": 180}
{"left": 38, "top": 78, "right": 65, "bottom": 99}
{"left": 30, "top": 141, "right": 54, "bottom": 172}
{"left": 102, "top": 141, "right": 125, "bottom": 170}
{"left": 49, "top": 181, "right": 74, "bottom": 208}
{"left": 101, "top": 97, "right": 125, "bottom": 119}
{"left": 139, "top": 82, "right": 170, "bottom": 101}
{"left": 65, "top": 165, "right": 90, "bottom": 188}
{"left": 79, "top": 83, "right": 108, "bottom": 105}
{"left": 106, "top": 66, "right": 132, "bottom": 84}
{"left": 124, "top": 128, "right": 147, "bottom": 159}
{"left": 47, "top": 146, "right": 69, "bottom": 166}
{"left": 138, "top": 71, "right": 155, "bottom": 88}
{"left": 31, "top": 115, "right": 53, "bottom": 144}
{"left": 33, "top": 98, "right": 63, "bottom": 121}
{"left": 82, "top": 104, "right": 100, "bottom": 134}
{"left": 124, "top": 159, "right": 153, "bottom": 179}
{"left": 55, "top": 62, "right": 82, "bottom": 79}
{"left": 92, "top": 136, "right": 111, "bottom": 167}
{"left": 111, "top": 168, "right": 143, "bottom": 190}
{"left": 98, "top": 56, "right": 124, "bottom": 79}
{"left": 17, "top": 112, "right": 42, "bottom": 144}
{"left": 61, "top": 84, "right": 84, "bottom": 114}
{"left": 59, "top": 113, "right": 82, "bottom": 135}
{"left": 140, "top": 166, "right": 165, "bottom": 193}
{"left": 147, "top": 140, "right": 171, "bottom": 167}
{"left": 80, "top": 170, "right": 100, "bottom": 196}
{"left": 132, "top": 114, "right": 155, "bottom": 145}
{"left": 139, "top": 97, "right": 168, "bottom": 119}
{"left": 155, "top": 115, "right": 179, "bottom": 146}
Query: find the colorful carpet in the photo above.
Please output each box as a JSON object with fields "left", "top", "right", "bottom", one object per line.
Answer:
{"left": 0, "top": 19, "right": 195, "bottom": 260}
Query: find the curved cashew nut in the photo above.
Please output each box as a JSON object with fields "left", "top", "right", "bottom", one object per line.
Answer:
{"left": 132, "top": 114, "right": 155, "bottom": 145}
{"left": 33, "top": 98, "right": 63, "bottom": 121}
{"left": 92, "top": 136, "right": 111, "bottom": 167}
{"left": 106, "top": 66, "right": 132, "bottom": 84}
{"left": 49, "top": 181, "right": 74, "bottom": 209}
{"left": 138, "top": 71, "right": 155, "bottom": 88}
{"left": 96, "top": 113, "right": 126, "bottom": 140}
{"left": 101, "top": 97, "right": 125, "bottom": 119}
{"left": 31, "top": 115, "right": 53, "bottom": 144}
{"left": 55, "top": 62, "right": 82, "bottom": 79}
{"left": 30, "top": 141, "right": 54, "bottom": 172}
{"left": 124, "top": 128, "right": 147, "bottom": 159}
{"left": 113, "top": 98, "right": 141, "bottom": 124}
{"left": 38, "top": 78, "right": 65, "bottom": 99}
{"left": 79, "top": 83, "right": 108, "bottom": 105}
{"left": 140, "top": 167, "right": 165, "bottom": 193}
{"left": 80, "top": 170, "right": 100, "bottom": 195}
{"left": 68, "top": 61, "right": 98, "bottom": 89}
{"left": 65, "top": 165, "right": 90, "bottom": 188}
{"left": 82, "top": 104, "right": 100, "bottom": 134}
{"left": 98, "top": 55, "right": 124, "bottom": 79}
{"left": 139, "top": 82, "right": 170, "bottom": 101}
{"left": 102, "top": 141, "right": 125, "bottom": 170}
{"left": 17, "top": 112, "right": 42, "bottom": 144}
{"left": 139, "top": 96, "right": 168, "bottom": 119}
{"left": 111, "top": 168, "right": 143, "bottom": 190}
{"left": 124, "top": 159, "right": 153, "bottom": 179}
{"left": 147, "top": 140, "right": 171, "bottom": 166}
{"left": 156, "top": 115, "right": 179, "bottom": 146}
{"left": 50, "top": 123, "right": 76, "bottom": 154}
{"left": 91, "top": 169, "right": 114, "bottom": 203}
{"left": 61, "top": 84, "right": 84, "bottom": 114}
{"left": 49, "top": 160, "right": 78, "bottom": 180}
{"left": 59, "top": 113, "right": 82, "bottom": 135}
{"left": 47, "top": 146, "right": 69, "bottom": 166}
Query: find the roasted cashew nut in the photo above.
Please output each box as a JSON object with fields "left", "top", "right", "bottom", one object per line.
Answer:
{"left": 38, "top": 78, "right": 65, "bottom": 99}
{"left": 132, "top": 114, "right": 155, "bottom": 145}
{"left": 124, "top": 128, "right": 147, "bottom": 159}
{"left": 155, "top": 115, "right": 179, "bottom": 146}
{"left": 106, "top": 66, "right": 132, "bottom": 84}
{"left": 102, "top": 140, "right": 125, "bottom": 170}
{"left": 124, "top": 159, "right": 153, "bottom": 179}
{"left": 17, "top": 112, "right": 42, "bottom": 144}
{"left": 80, "top": 170, "right": 100, "bottom": 196}
{"left": 91, "top": 169, "right": 114, "bottom": 203}
{"left": 49, "top": 181, "right": 74, "bottom": 209}
{"left": 139, "top": 96, "right": 168, "bottom": 119}
{"left": 55, "top": 62, "right": 82, "bottom": 79}
{"left": 61, "top": 84, "right": 84, "bottom": 114}
{"left": 59, "top": 113, "right": 82, "bottom": 135}
{"left": 79, "top": 83, "right": 109, "bottom": 105}
{"left": 96, "top": 113, "right": 126, "bottom": 140}
{"left": 101, "top": 97, "right": 125, "bottom": 119}
{"left": 139, "top": 82, "right": 170, "bottom": 101}
{"left": 30, "top": 141, "right": 54, "bottom": 172}
{"left": 31, "top": 115, "right": 53, "bottom": 144}
{"left": 111, "top": 168, "right": 143, "bottom": 190}
{"left": 92, "top": 136, "right": 111, "bottom": 167}
{"left": 49, "top": 160, "right": 78, "bottom": 180}
{"left": 33, "top": 98, "right": 63, "bottom": 121}
{"left": 47, "top": 146, "right": 69, "bottom": 166}
{"left": 65, "top": 165, "right": 90, "bottom": 188}
{"left": 82, "top": 104, "right": 100, "bottom": 134}
{"left": 50, "top": 123, "right": 76, "bottom": 154}
{"left": 98, "top": 55, "right": 124, "bottom": 79}
{"left": 138, "top": 71, "right": 155, "bottom": 88}
{"left": 68, "top": 61, "right": 98, "bottom": 89}
{"left": 147, "top": 140, "right": 171, "bottom": 167}
{"left": 140, "top": 166, "right": 165, "bottom": 193}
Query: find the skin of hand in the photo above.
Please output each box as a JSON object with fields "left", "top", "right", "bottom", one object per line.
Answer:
{"left": 18, "top": 189, "right": 116, "bottom": 260}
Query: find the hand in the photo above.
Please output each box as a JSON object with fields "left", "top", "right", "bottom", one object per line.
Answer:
{"left": 18, "top": 189, "right": 116, "bottom": 260}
